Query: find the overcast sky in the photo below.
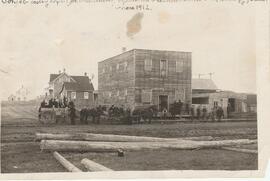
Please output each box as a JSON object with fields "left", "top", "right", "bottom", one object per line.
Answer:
{"left": 0, "top": 3, "right": 256, "bottom": 100}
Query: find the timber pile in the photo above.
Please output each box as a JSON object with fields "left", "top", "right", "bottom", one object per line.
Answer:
{"left": 37, "top": 132, "right": 257, "bottom": 172}
{"left": 35, "top": 133, "right": 214, "bottom": 142}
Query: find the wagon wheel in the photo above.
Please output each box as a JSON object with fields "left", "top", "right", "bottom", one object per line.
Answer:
{"left": 40, "top": 110, "right": 56, "bottom": 124}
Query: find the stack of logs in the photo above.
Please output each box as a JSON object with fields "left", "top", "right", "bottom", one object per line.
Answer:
{"left": 36, "top": 132, "right": 257, "bottom": 172}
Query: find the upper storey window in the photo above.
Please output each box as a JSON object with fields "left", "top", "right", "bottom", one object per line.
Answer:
{"left": 144, "top": 59, "right": 152, "bottom": 71}
{"left": 160, "top": 59, "right": 167, "bottom": 76}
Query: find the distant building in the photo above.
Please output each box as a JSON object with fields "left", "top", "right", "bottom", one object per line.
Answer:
{"left": 16, "top": 86, "right": 30, "bottom": 101}
{"left": 8, "top": 94, "right": 16, "bottom": 102}
{"left": 7, "top": 86, "right": 30, "bottom": 102}
{"left": 192, "top": 78, "right": 218, "bottom": 94}
{"left": 47, "top": 70, "right": 95, "bottom": 109}
{"left": 98, "top": 49, "right": 192, "bottom": 111}
{"left": 191, "top": 78, "right": 257, "bottom": 118}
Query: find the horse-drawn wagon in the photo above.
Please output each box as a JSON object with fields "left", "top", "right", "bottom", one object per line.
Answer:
{"left": 39, "top": 107, "right": 68, "bottom": 124}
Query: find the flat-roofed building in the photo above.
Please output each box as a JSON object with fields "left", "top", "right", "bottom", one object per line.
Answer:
{"left": 98, "top": 49, "right": 192, "bottom": 111}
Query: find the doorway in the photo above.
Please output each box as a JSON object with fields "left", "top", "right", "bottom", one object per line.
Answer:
{"left": 159, "top": 95, "right": 168, "bottom": 111}
{"left": 228, "top": 98, "right": 236, "bottom": 112}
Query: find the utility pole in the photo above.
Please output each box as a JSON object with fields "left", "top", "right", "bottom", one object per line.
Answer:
{"left": 208, "top": 72, "right": 214, "bottom": 79}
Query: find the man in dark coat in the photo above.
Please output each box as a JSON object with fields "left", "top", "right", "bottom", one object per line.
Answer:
{"left": 196, "top": 106, "right": 201, "bottom": 120}
{"left": 202, "top": 106, "right": 207, "bottom": 120}
{"left": 216, "top": 106, "right": 224, "bottom": 122}
{"left": 190, "top": 105, "right": 195, "bottom": 121}
{"left": 185, "top": 103, "right": 190, "bottom": 115}
{"left": 68, "top": 101, "right": 76, "bottom": 125}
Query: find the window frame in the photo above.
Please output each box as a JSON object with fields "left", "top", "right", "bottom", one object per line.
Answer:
{"left": 142, "top": 89, "right": 152, "bottom": 104}
{"left": 83, "top": 92, "right": 89, "bottom": 99}
{"left": 144, "top": 59, "right": 152, "bottom": 71}
{"left": 71, "top": 91, "right": 76, "bottom": 100}
{"left": 176, "top": 60, "right": 184, "bottom": 73}
{"left": 160, "top": 59, "right": 168, "bottom": 76}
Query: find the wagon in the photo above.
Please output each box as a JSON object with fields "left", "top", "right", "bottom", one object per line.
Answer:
{"left": 39, "top": 107, "right": 68, "bottom": 124}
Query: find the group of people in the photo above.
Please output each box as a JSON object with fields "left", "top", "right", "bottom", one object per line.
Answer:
{"left": 190, "top": 105, "right": 224, "bottom": 121}
{"left": 39, "top": 97, "right": 68, "bottom": 109}
{"left": 38, "top": 98, "right": 76, "bottom": 124}
{"left": 39, "top": 97, "right": 227, "bottom": 124}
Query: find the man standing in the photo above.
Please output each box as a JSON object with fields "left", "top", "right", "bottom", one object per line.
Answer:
{"left": 210, "top": 107, "right": 216, "bottom": 122}
{"left": 216, "top": 106, "right": 224, "bottom": 122}
{"left": 69, "top": 101, "right": 76, "bottom": 125}
{"left": 196, "top": 106, "right": 201, "bottom": 120}
{"left": 202, "top": 106, "right": 207, "bottom": 120}
{"left": 190, "top": 105, "right": 195, "bottom": 121}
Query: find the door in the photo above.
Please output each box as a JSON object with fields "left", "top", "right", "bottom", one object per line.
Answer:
{"left": 228, "top": 98, "right": 236, "bottom": 112}
{"left": 159, "top": 95, "right": 168, "bottom": 111}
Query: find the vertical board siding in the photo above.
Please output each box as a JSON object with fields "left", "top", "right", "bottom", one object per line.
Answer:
{"left": 98, "top": 49, "right": 192, "bottom": 110}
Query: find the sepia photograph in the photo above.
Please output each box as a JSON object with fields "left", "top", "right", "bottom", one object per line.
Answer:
{"left": 0, "top": 2, "right": 265, "bottom": 178}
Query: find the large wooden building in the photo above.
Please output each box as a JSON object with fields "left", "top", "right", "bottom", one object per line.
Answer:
{"left": 98, "top": 49, "right": 192, "bottom": 111}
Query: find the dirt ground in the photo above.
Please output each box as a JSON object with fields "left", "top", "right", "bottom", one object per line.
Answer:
{"left": 1, "top": 102, "right": 258, "bottom": 173}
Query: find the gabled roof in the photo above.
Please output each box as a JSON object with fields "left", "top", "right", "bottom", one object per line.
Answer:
{"left": 192, "top": 78, "right": 218, "bottom": 90}
{"left": 62, "top": 76, "right": 94, "bottom": 91}
{"left": 50, "top": 73, "right": 94, "bottom": 92}
{"left": 49, "top": 74, "right": 59, "bottom": 82}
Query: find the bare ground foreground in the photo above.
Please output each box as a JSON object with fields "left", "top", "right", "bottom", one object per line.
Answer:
{"left": 1, "top": 102, "right": 258, "bottom": 173}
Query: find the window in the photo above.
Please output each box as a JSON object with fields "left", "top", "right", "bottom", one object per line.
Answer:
{"left": 101, "top": 68, "right": 105, "bottom": 74}
{"left": 117, "top": 62, "right": 128, "bottom": 72}
{"left": 160, "top": 60, "right": 167, "bottom": 70}
{"left": 71, "top": 92, "right": 76, "bottom": 99}
{"left": 160, "top": 60, "right": 167, "bottom": 76}
{"left": 176, "top": 60, "right": 184, "bottom": 72}
{"left": 144, "top": 59, "right": 152, "bottom": 71}
{"left": 135, "top": 89, "right": 142, "bottom": 103}
{"left": 175, "top": 89, "right": 185, "bottom": 102}
{"left": 124, "top": 89, "right": 128, "bottom": 96}
{"left": 84, "top": 92, "right": 89, "bottom": 99}
{"left": 124, "top": 62, "right": 128, "bottom": 70}
{"left": 142, "top": 90, "right": 152, "bottom": 103}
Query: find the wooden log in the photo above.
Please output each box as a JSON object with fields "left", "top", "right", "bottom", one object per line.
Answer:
{"left": 81, "top": 158, "right": 113, "bottom": 172}
{"left": 53, "top": 151, "right": 82, "bottom": 172}
{"left": 221, "top": 147, "right": 258, "bottom": 154}
{"left": 35, "top": 133, "right": 213, "bottom": 142}
{"left": 41, "top": 139, "right": 257, "bottom": 152}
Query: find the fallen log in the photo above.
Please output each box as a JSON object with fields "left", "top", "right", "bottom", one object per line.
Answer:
{"left": 41, "top": 139, "right": 257, "bottom": 152}
{"left": 221, "top": 147, "right": 258, "bottom": 154}
{"left": 35, "top": 133, "right": 213, "bottom": 142}
{"left": 53, "top": 151, "right": 82, "bottom": 172}
{"left": 81, "top": 158, "right": 113, "bottom": 172}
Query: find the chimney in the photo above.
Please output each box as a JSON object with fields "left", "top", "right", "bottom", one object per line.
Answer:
{"left": 84, "top": 72, "right": 87, "bottom": 76}
{"left": 122, "top": 47, "right": 126, "bottom": 53}
{"left": 63, "top": 68, "right": 66, "bottom": 73}
{"left": 59, "top": 70, "right": 61, "bottom": 74}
